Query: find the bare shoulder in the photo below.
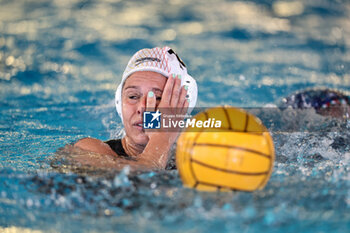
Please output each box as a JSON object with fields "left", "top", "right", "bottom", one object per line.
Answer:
{"left": 74, "top": 137, "right": 117, "bottom": 156}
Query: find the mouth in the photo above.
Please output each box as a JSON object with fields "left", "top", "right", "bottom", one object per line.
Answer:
{"left": 133, "top": 122, "right": 144, "bottom": 130}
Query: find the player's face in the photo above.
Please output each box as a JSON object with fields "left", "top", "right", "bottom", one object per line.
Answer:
{"left": 317, "top": 103, "right": 350, "bottom": 119}
{"left": 122, "top": 71, "right": 166, "bottom": 146}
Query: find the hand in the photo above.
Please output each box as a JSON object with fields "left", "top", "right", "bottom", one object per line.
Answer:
{"left": 145, "top": 74, "right": 189, "bottom": 143}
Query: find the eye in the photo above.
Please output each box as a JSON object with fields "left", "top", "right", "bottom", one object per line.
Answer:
{"left": 156, "top": 96, "right": 162, "bottom": 101}
{"left": 127, "top": 94, "right": 140, "bottom": 100}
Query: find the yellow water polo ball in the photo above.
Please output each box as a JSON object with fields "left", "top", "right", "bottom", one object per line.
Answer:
{"left": 176, "top": 106, "right": 275, "bottom": 192}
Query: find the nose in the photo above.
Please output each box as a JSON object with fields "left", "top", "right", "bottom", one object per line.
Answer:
{"left": 136, "top": 94, "right": 147, "bottom": 115}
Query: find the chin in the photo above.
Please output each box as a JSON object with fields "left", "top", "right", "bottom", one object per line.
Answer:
{"left": 131, "top": 133, "right": 149, "bottom": 146}
{"left": 134, "top": 137, "right": 149, "bottom": 146}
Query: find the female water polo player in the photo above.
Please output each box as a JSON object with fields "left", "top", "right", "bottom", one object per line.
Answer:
{"left": 280, "top": 88, "right": 350, "bottom": 119}
{"left": 72, "top": 47, "right": 198, "bottom": 171}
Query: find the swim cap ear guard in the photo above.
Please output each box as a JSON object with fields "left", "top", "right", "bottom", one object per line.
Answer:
{"left": 115, "top": 46, "right": 198, "bottom": 122}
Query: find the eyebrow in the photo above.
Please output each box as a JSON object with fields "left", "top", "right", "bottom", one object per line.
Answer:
{"left": 152, "top": 88, "right": 163, "bottom": 93}
{"left": 124, "top": 85, "right": 139, "bottom": 91}
{"left": 124, "top": 86, "right": 163, "bottom": 93}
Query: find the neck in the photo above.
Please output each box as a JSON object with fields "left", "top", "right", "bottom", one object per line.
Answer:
{"left": 122, "top": 137, "right": 146, "bottom": 157}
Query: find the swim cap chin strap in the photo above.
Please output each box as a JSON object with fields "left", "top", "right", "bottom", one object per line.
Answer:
{"left": 115, "top": 46, "right": 198, "bottom": 122}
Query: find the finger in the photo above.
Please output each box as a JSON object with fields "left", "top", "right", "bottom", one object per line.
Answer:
{"left": 170, "top": 75, "right": 182, "bottom": 108}
{"left": 177, "top": 85, "right": 188, "bottom": 111}
{"left": 160, "top": 74, "right": 175, "bottom": 105}
{"left": 181, "top": 98, "right": 190, "bottom": 116}
{"left": 146, "top": 91, "right": 156, "bottom": 112}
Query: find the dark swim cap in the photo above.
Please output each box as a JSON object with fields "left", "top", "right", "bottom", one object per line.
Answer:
{"left": 280, "top": 88, "right": 350, "bottom": 110}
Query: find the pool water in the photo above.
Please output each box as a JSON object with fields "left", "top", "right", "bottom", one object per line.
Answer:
{"left": 0, "top": 0, "right": 349, "bottom": 232}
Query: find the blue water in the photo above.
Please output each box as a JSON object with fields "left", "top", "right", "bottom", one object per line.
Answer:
{"left": 0, "top": 0, "right": 349, "bottom": 232}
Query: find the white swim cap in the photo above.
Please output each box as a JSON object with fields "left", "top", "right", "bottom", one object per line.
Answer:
{"left": 115, "top": 46, "right": 198, "bottom": 121}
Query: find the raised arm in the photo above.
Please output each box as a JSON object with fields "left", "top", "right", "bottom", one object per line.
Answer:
{"left": 137, "top": 74, "right": 189, "bottom": 169}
